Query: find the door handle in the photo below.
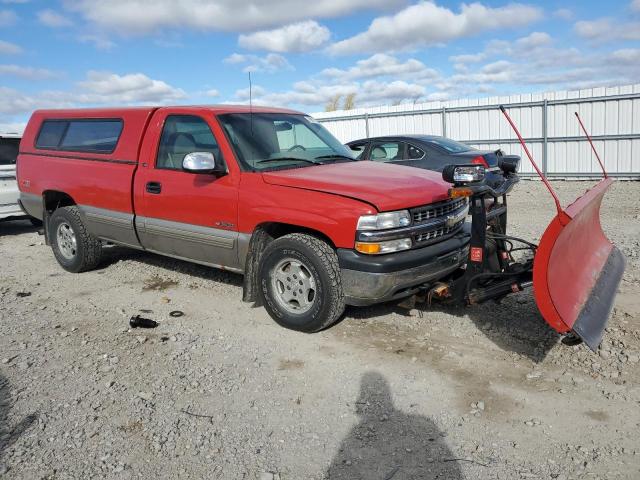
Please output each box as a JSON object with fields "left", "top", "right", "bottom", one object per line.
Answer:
{"left": 146, "top": 181, "right": 162, "bottom": 194}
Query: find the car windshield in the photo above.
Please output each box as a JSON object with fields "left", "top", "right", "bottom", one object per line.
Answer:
{"left": 217, "top": 113, "right": 355, "bottom": 171}
{"left": 426, "top": 137, "right": 473, "bottom": 153}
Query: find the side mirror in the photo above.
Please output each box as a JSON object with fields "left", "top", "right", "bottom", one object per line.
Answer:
{"left": 182, "top": 152, "right": 225, "bottom": 174}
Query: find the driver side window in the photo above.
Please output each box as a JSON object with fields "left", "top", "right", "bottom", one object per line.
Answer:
{"left": 157, "top": 115, "right": 221, "bottom": 170}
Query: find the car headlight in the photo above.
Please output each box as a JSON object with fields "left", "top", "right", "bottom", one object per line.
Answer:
{"left": 357, "top": 210, "right": 411, "bottom": 231}
{"left": 355, "top": 238, "right": 412, "bottom": 255}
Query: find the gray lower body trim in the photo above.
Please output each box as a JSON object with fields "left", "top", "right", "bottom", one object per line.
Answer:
{"left": 237, "top": 232, "right": 252, "bottom": 269}
{"left": 19, "top": 192, "right": 42, "bottom": 219}
{"left": 136, "top": 216, "right": 242, "bottom": 271}
{"left": 143, "top": 248, "right": 244, "bottom": 274}
{"left": 341, "top": 246, "right": 468, "bottom": 306}
{"left": 79, "top": 205, "right": 140, "bottom": 248}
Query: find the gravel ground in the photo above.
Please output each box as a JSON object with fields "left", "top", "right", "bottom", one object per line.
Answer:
{"left": 0, "top": 180, "right": 639, "bottom": 480}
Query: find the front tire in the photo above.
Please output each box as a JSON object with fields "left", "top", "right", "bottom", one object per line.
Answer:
{"left": 258, "top": 233, "right": 345, "bottom": 332}
{"left": 49, "top": 206, "right": 102, "bottom": 273}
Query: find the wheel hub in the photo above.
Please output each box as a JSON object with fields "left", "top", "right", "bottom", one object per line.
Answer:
{"left": 271, "top": 258, "right": 316, "bottom": 314}
{"left": 56, "top": 222, "right": 77, "bottom": 260}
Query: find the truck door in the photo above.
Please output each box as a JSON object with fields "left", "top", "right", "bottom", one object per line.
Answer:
{"left": 133, "top": 111, "right": 241, "bottom": 271}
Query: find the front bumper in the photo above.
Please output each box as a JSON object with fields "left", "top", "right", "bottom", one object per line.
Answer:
{"left": 338, "top": 228, "right": 470, "bottom": 306}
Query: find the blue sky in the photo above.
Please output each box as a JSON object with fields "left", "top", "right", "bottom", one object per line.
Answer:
{"left": 1, "top": 0, "right": 639, "bottom": 132}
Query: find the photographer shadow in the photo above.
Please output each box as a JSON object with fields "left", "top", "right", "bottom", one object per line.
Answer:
{"left": 0, "top": 373, "right": 37, "bottom": 467}
{"left": 326, "top": 371, "right": 463, "bottom": 480}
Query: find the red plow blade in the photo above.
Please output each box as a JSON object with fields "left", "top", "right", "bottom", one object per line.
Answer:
{"left": 499, "top": 106, "right": 626, "bottom": 350}
{"left": 533, "top": 178, "right": 625, "bottom": 350}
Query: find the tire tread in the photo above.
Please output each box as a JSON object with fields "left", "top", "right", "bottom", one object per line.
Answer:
{"left": 51, "top": 206, "right": 102, "bottom": 273}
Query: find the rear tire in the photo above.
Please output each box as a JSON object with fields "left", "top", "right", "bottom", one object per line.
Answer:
{"left": 50, "top": 206, "right": 102, "bottom": 273}
{"left": 258, "top": 233, "right": 345, "bottom": 332}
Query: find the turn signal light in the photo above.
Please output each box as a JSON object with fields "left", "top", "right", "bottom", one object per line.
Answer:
{"left": 355, "top": 238, "right": 412, "bottom": 255}
{"left": 449, "top": 187, "right": 474, "bottom": 199}
{"left": 355, "top": 242, "right": 381, "bottom": 254}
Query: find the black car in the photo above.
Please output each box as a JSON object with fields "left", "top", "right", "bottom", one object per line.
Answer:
{"left": 346, "top": 135, "right": 520, "bottom": 185}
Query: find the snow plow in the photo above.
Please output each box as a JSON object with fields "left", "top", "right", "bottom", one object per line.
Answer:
{"left": 431, "top": 107, "right": 625, "bottom": 351}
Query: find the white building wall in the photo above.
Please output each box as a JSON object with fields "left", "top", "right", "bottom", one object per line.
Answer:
{"left": 313, "top": 84, "right": 640, "bottom": 177}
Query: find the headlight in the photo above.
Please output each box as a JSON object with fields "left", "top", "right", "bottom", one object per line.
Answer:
{"left": 355, "top": 238, "right": 412, "bottom": 255}
{"left": 442, "top": 164, "right": 485, "bottom": 184}
{"left": 357, "top": 210, "right": 411, "bottom": 231}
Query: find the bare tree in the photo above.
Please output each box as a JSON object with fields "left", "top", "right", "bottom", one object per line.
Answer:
{"left": 325, "top": 94, "right": 342, "bottom": 112}
{"left": 343, "top": 93, "right": 357, "bottom": 110}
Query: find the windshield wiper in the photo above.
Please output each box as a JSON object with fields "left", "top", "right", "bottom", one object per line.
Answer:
{"left": 314, "top": 154, "right": 355, "bottom": 162}
{"left": 256, "top": 157, "right": 320, "bottom": 165}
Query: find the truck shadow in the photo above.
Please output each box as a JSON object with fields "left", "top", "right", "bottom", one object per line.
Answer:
{"left": 346, "top": 292, "right": 559, "bottom": 363}
{"left": 100, "top": 246, "right": 557, "bottom": 362}
{"left": 0, "top": 373, "right": 37, "bottom": 466}
{"left": 326, "top": 371, "right": 463, "bottom": 480}
{"left": 0, "top": 219, "right": 40, "bottom": 237}
{"left": 100, "top": 245, "right": 244, "bottom": 288}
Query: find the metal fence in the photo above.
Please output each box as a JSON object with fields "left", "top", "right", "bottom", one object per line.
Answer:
{"left": 313, "top": 84, "right": 640, "bottom": 178}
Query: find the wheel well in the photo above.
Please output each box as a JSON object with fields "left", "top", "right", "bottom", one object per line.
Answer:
{"left": 256, "top": 222, "right": 336, "bottom": 248}
{"left": 242, "top": 222, "right": 336, "bottom": 304}
{"left": 43, "top": 190, "right": 76, "bottom": 213}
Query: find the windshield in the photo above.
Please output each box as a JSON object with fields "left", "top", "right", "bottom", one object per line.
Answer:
{"left": 217, "top": 113, "right": 355, "bottom": 171}
{"left": 426, "top": 137, "right": 473, "bottom": 153}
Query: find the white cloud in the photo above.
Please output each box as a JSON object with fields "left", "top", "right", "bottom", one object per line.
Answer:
{"left": 238, "top": 21, "right": 330, "bottom": 53}
{"left": 38, "top": 9, "right": 73, "bottom": 27}
{"left": 77, "top": 71, "right": 187, "bottom": 103}
{"left": 237, "top": 77, "right": 427, "bottom": 108}
{"left": 67, "top": 0, "right": 402, "bottom": 34}
{"left": 224, "top": 53, "right": 246, "bottom": 65}
{"left": 78, "top": 34, "right": 116, "bottom": 50}
{"left": 0, "top": 71, "right": 187, "bottom": 124}
{"left": 574, "top": 18, "right": 640, "bottom": 43}
{"left": 234, "top": 84, "right": 268, "bottom": 101}
{"left": 224, "top": 52, "right": 292, "bottom": 73}
{"left": 516, "top": 31, "right": 552, "bottom": 49}
{"left": 632, "top": 0, "right": 640, "bottom": 12}
{"left": 553, "top": 8, "right": 573, "bottom": 20}
{"left": 0, "top": 64, "right": 57, "bottom": 80}
{"left": 205, "top": 88, "right": 220, "bottom": 97}
{"left": 329, "top": 2, "right": 542, "bottom": 55}
{"left": 0, "top": 39, "right": 21, "bottom": 54}
{"left": 0, "top": 9, "right": 16, "bottom": 26}
{"left": 449, "top": 32, "right": 551, "bottom": 68}
{"left": 321, "top": 54, "right": 438, "bottom": 82}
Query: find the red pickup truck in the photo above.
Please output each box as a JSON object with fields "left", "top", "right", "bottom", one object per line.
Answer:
{"left": 17, "top": 106, "right": 477, "bottom": 331}
{"left": 16, "top": 105, "right": 622, "bottom": 350}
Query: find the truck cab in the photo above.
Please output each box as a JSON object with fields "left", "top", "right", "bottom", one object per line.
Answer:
{"left": 18, "top": 106, "right": 477, "bottom": 332}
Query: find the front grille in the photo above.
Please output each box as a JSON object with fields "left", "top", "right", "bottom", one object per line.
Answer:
{"left": 355, "top": 197, "right": 468, "bottom": 250}
{"left": 414, "top": 220, "right": 465, "bottom": 244}
{"left": 412, "top": 198, "right": 467, "bottom": 224}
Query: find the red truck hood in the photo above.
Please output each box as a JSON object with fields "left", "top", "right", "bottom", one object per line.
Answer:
{"left": 262, "top": 161, "right": 451, "bottom": 211}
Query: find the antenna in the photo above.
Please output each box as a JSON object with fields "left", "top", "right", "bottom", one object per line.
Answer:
{"left": 249, "top": 71, "right": 253, "bottom": 135}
